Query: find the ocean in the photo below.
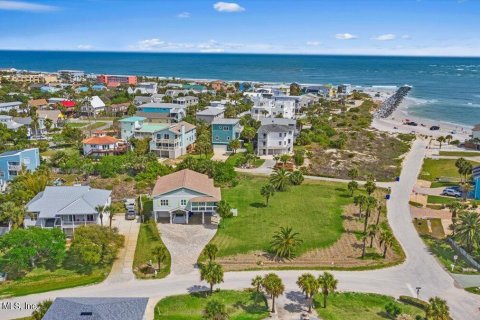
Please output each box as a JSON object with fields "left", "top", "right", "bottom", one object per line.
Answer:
{"left": 0, "top": 51, "right": 479, "bottom": 127}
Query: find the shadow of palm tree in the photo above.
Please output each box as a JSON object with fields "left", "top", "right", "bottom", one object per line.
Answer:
{"left": 187, "top": 285, "right": 209, "bottom": 294}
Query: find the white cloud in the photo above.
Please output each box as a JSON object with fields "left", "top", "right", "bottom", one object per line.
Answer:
{"left": 213, "top": 2, "right": 245, "bottom": 13}
{"left": 306, "top": 41, "right": 321, "bottom": 46}
{"left": 372, "top": 34, "right": 396, "bottom": 41}
{"left": 177, "top": 12, "right": 190, "bottom": 18}
{"left": 77, "top": 44, "right": 93, "bottom": 50}
{"left": 0, "top": 1, "right": 58, "bottom": 12}
{"left": 401, "top": 34, "right": 411, "bottom": 40}
{"left": 335, "top": 33, "right": 358, "bottom": 40}
{"left": 134, "top": 38, "right": 166, "bottom": 50}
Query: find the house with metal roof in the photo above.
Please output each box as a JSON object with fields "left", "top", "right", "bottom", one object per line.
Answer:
{"left": 43, "top": 297, "right": 148, "bottom": 320}
{"left": 136, "top": 102, "right": 186, "bottom": 122}
{"left": 196, "top": 107, "right": 225, "bottom": 124}
{"left": 151, "top": 169, "right": 221, "bottom": 224}
{"left": 25, "top": 186, "right": 111, "bottom": 237}
{"left": 81, "top": 96, "right": 106, "bottom": 116}
{"left": 0, "top": 115, "right": 25, "bottom": 131}
{"left": 0, "top": 101, "right": 22, "bottom": 113}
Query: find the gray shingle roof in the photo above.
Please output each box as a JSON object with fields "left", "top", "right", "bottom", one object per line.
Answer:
{"left": 196, "top": 107, "right": 224, "bottom": 116}
{"left": 27, "top": 186, "right": 111, "bottom": 218}
{"left": 260, "top": 117, "right": 296, "bottom": 126}
{"left": 258, "top": 124, "right": 291, "bottom": 133}
{"left": 43, "top": 297, "right": 148, "bottom": 320}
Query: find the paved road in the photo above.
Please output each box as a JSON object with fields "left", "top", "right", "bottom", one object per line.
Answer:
{"left": 2, "top": 138, "right": 480, "bottom": 319}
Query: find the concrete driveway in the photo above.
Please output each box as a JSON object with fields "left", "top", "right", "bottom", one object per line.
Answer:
{"left": 158, "top": 223, "right": 217, "bottom": 276}
{"left": 104, "top": 215, "right": 140, "bottom": 284}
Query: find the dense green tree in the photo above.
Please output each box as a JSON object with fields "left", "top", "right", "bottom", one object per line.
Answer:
{"left": 204, "top": 244, "right": 219, "bottom": 262}
{"left": 270, "top": 168, "right": 291, "bottom": 191}
{"left": 289, "top": 170, "right": 304, "bottom": 186}
{"left": 199, "top": 261, "right": 224, "bottom": 295}
{"left": 270, "top": 226, "right": 303, "bottom": 259}
{"left": 260, "top": 183, "right": 275, "bottom": 206}
{"left": 151, "top": 244, "right": 168, "bottom": 271}
{"left": 203, "top": 300, "right": 229, "bottom": 320}
{"left": 425, "top": 297, "right": 450, "bottom": 320}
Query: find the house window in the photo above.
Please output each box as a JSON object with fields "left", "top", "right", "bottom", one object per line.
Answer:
{"left": 160, "top": 200, "right": 169, "bottom": 206}
{"left": 215, "top": 136, "right": 219, "bottom": 141}
{"left": 86, "top": 214, "right": 94, "bottom": 221}
{"left": 278, "top": 133, "right": 282, "bottom": 137}
{"left": 227, "top": 136, "right": 231, "bottom": 140}
{"left": 278, "top": 142, "right": 282, "bottom": 146}
{"left": 164, "top": 134, "right": 169, "bottom": 139}
{"left": 181, "top": 199, "right": 187, "bottom": 206}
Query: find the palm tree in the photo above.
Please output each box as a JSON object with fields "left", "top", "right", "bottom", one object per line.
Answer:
{"left": 446, "top": 201, "right": 466, "bottom": 234}
{"left": 353, "top": 195, "right": 367, "bottom": 217}
{"left": 203, "top": 300, "right": 229, "bottom": 320}
{"left": 375, "top": 205, "right": 383, "bottom": 226}
{"left": 204, "top": 244, "right": 219, "bottom": 262}
{"left": 380, "top": 230, "right": 394, "bottom": 258}
{"left": 425, "top": 297, "right": 450, "bottom": 320}
{"left": 269, "top": 168, "right": 291, "bottom": 191}
{"left": 251, "top": 275, "right": 263, "bottom": 306}
{"left": 445, "top": 134, "right": 453, "bottom": 145}
{"left": 200, "top": 261, "right": 224, "bottom": 295}
{"left": 95, "top": 205, "right": 104, "bottom": 226}
{"left": 437, "top": 136, "right": 446, "bottom": 150}
{"left": 363, "top": 196, "right": 378, "bottom": 234}
{"left": 105, "top": 205, "right": 117, "bottom": 229}
{"left": 454, "top": 210, "right": 480, "bottom": 253}
{"left": 32, "top": 299, "right": 52, "bottom": 320}
{"left": 241, "top": 126, "right": 256, "bottom": 142}
{"left": 260, "top": 184, "right": 275, "bottom": 206}
{"left": 318, "top": 272, "right": 338, "bottom": 308}
{"left": 364, "top": 180, "right": 377, "bottom": 195}
{"left": 289, "top": 170, "right": 304, "bottom": 185}
{"left": 297, "top": 273, "right": 319, "bottom": 313}
{"left": 461, "top": 183, "right": 473, "bottom": 202}
{"left": 279, "top": 154, "right": 290, "bottom": 165}
{"left": 367, "top": 224, "right": 379, "bottom": 248}
{"left": 228, "top": 139, "right": 241, "bottom": 154}
{"left": 270, "top": 226, "right": 303, "bottom": 259}
{"left": 263, "top": 273, "right": 285, "bottom": 313}
{"left": 348, "top": 180, "right": 358, "bottom": 197}
{"left": 151, "top": 244, "right": 168, "bottom": 271}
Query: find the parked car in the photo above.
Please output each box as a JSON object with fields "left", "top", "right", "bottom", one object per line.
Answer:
{"left": 124, "top": 198, "right": 136, "bottom": 210}
{"left": 406, "top": 121, "right": 418, "bottom": 126}
{"left": 441, "top": 188, "right": 462, "bottom": 197}
{"left": 125, "top": 209, "right": 136, "bottom": 220}
{"left": 430, "top": 125, "right": 440, "bottom": 131}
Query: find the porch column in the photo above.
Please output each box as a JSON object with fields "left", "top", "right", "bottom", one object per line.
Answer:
{"left": 169, "top": 212, "right": 172, "bottom": 224}
{"left": 202, "top": 212, "right": 205, "bottom": 224}
{"left": 186, "top": 212, "right": 189, "bottom": 224}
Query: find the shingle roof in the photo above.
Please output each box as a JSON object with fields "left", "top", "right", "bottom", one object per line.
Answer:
{"left": 82, "top": 136, "right": 118, "bottom": 145}
{"left": 151, "top": 169, "right": 221, "bottom": 201}
{"left": 42, "top": 297, "right": 148, "bottom": 320}
{"left": 27, "top": 186, "right": 111, "bottom": 218}
{"left": 28, "top": 98, "right": 48, "bottom": 107}
{"left": 196, "top": 107, "right": 225, "bottom": 116}
{"left": 212, "top": 118, "right": 240, "bottom": 125}
{"left": 258, "top": 124, "right": 291, "bottom": 133}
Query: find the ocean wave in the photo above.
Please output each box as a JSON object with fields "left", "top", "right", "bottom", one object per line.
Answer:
{"left": 404, "top": 97, "right": 438, "bottom": 105}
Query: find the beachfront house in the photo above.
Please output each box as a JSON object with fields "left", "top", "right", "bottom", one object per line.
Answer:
{"left": 151, "top": 169, "right": 221, "bottom": 224}
{"left": 25, "top": 186, "right": 112, "bottom": 237}
{"left": 211, "top": 118, "right": 243, "bottom": 152}
{"left": 136, "top": 102, "right": 186, "bottom": 123}
{"left": 196, "top": 107, "right": 225, "bottom": 124}
{"left": 0, "top": 148, "right": 40, "bottom": 191}
{"left": 256, "top": 118, "right": 297, "bottom": 156}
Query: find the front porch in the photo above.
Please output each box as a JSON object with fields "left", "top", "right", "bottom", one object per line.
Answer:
{"left": 156, "top": 209, "right": 215, "bottom": 225}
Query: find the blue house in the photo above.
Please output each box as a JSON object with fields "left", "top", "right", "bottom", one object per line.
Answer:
{"left": 211, "top": 118, "right": 243, "bottom": 151}
{"left": 136, "top": 103, "right": 186, "bottom": 122}
{"left": 0, "top": 148, "right": 40, "bottom": 189}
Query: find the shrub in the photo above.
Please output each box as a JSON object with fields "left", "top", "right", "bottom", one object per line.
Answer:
{"left": 408, "top": 201, "right": 423, "bottom": 208}
{"left": 399, "top": 296, "right": 429, "bottom": 310}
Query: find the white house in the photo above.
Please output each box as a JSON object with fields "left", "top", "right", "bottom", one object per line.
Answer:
{"left": 82, "top": 135, "right": 128, "bottom": 157}
{"left": 196, "top": 107, "right": 225, "bottom": 124}
{"left": 173, "top": 95, "right": 199, "bottom": 107}
{"left": 81, "top": 96, "right": 106, "bottom": 116}
{"left": 0, "top": 101, "right": 22, "bottom": 113}
{"left": 256, "top": 118, "right": 297, "bottom": 156}
{"left": 151, "top": 169, "right": 221, "bottom": 224}
{"left": 25, "top": 186, "right": 112, "bottom": 237}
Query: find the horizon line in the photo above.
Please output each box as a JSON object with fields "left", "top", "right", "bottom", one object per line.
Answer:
{"left": 0, "top": 49, "right": 480, "bottom": 59}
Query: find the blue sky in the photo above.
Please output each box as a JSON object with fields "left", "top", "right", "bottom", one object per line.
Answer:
{"left": 0, "top": 0, "right": 479, "bottom": 56}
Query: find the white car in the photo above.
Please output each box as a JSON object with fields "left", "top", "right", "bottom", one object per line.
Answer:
{"left": 441, "top": 189, "right": 461, "bottom": 197}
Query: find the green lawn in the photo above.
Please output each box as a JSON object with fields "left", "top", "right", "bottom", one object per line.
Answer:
{"left": 419, "top": 158, "right": 478, "bottom": 181}
{"left": 133, "top": 221, "right": 171, "bottom": 279}
{"left": 314, "top": 292, "right": 424, "bottom": 320}
{"left": 154, "top": 290, "right": 269, "bottom": 320}
{"left": 0, "top": 267, "right": 110, "bottom": 298}
{"left": 210, "top": 175, "right": 351, "bottom": 257}
{"left": 427, "top": 195, "right": 458, "bottom": 205}
{"left": 466, "top": 287, "right": 480, "bottom": 295}
{"left": 439, "top": 151, "right": 480, "bottom": 157}
{"left": 66, "top": 122, "right": 87, "bottom": 128}
{"left": 421, "top": 236, "right": 479, "bottom": 274}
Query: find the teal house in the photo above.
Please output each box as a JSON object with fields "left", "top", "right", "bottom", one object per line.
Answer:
{"left": 211, "top": 118, "right": 243, "bottom": 151}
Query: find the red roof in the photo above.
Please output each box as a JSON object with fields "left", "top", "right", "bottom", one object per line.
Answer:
{"left": 82, "top": 136, "right": 118, "bottom": 145}
{"left": 61, "top": 100, "right": 76, "bottom": 108}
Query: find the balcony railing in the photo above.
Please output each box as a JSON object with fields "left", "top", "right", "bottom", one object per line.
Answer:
{"left": 61, "top": 220, "right": 97, "bottom": 226}
{"left": 8, "top": 164, "right": 22, "bottom": 171}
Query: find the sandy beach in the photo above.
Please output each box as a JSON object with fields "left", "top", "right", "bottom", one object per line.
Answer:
{"left": 371, "top": 93, "right": 472, "bottom": 142}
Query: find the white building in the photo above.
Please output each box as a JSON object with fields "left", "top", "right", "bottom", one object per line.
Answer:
{"left": 81, "top": 96, "right": 106, "bottom": 116}
{"left": 256, "top": 118, "right": 297, "bottom": 156}
{"left": 0, "top": 101, "right": 22, "bottom": 113}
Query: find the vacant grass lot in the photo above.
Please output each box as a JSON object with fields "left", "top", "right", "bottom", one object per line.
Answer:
{"left": 210, "top": 175, "right": 350, "bottom": 257}
{"left": 314, "top": 292, "right": 424, "bottom": 320}
{"left": 226, "top": 153, "right": 265, "bottom": 168}
{"left": 439, "top": 151, "right": 480, "bottom": 157}
{"left": 0, "top": 267, "right": 109, "bottom": 298}
{"left": 133, "top": 221, "right": 171, "bottom": 279}
{"left": 154, "top": 290, "right": 268, "bottom": 320}
{"left": 419, "top": 158, "right": 479, "bottom": 181}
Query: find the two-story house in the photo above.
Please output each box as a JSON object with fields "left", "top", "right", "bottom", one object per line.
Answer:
{"left": 151, "top": 169, "right": 221, "bottom": 224}
{"left": 196, "top": 107, "right": 225, "bottom": 124}
{"left": 0, "top": 148, "right": 40, "bottom": 191}
{"left": 173, "top": 96, "right": 199, "bottom": 107}
{"left": 25, "top": 186, "right": 112, "bottom": 237}
{"left": 81, "top": 96, "right": 106, "bottom": 116}
{"left": 256, "top": 118, "right": 297, "bottom": 156}
{"left": 136, "top": 103, "right": 186, "bottom": 123}
{"left": 211, "top": 118, "right": 243, "bottom": 152}
{"left": 82, "top": 135, "right": 128, "bottom": 157}
{"left": 119, "top": 116, "right": 147, "bottom": 140}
